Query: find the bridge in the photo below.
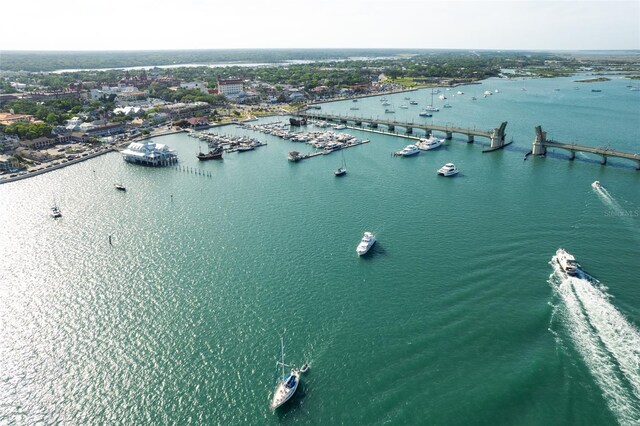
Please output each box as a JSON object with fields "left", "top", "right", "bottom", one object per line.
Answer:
{"left": 297, "top": 111, "right": 509, "bottom": 150}
{"left": 532, "top": 126, "right": 640, "bottom": 169}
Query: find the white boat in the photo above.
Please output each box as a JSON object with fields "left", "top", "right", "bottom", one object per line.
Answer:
{"left": 350, "top": 107, "right": 359, "bottom": 110}
{"left": 271, "top": 337, "right": 301, "bottom": 410}
{"left": 409, "top": 101, "right": 419, "bottom": 105}
{"left": 457, "top": 91, "right": 464, "bottom": 95}
{"left": 114, "top": 183, "right": 126, "bottom": 191}
{"left": 416, "top": 136, "right": 443, "bottom": 151}
{"left": 484, "top": 90, "right": 493, "bottom": 96}
{"left": 335, "top": 124, "right": 346, "bottom": 130}
{"left": 300, "top": 363, "right": 310, "bottom": 373}
{"left": 51, "top": 204, "right": 62, "bottom": 219}
{"left": 356, "top": 231, "right": 376, "bottom": 256}
{"left": 437, "top": 163, "right": 459, "bottom": 176}
{"left": 288, "top": 151, "right": 303, "bottom": 162}
{"left": 384, "top": 109, "right": 395, "bottom": 114}
{"left": 395, "top": 144, "right": 420, "bottom": 157}
{"left": 419, "top": 110, "right": 432, "bottom": 117}
{"left": 443, "top": 104, "right": 452, "bottom": 108}
{"left": 335, "top": 150, "right": 347, "bottom": 176}
{"left": 382, "top": 101, "right": 391, "bottom": 106}
{"left": 425, "top": 105, "right": 439, "bottom": 111}
{"left": 555, "top": 248, "right": 579, "bottom": 276}
{"left": 591, "top": 180, "right": 602, "bottom": 189}
{"left": 399, "top": 105, "right": 409, "bottom": 109}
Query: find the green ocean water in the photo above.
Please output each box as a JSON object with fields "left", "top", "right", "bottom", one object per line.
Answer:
{"left": 1, "top": 75, "right": 639, "bottom": 425}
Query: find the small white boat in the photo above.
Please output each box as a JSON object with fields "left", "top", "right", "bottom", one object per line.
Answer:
{"left": 484, "top": 90, "right": 493, "bottom": 96}
{"left": 51, "top": 205, "right": 62, "bottom": 219}
{"left": 457, "top": 91, "right": 464, "bottom": 95}
{"left": 437, "top": 163, "right": 459, "bottom": 176}
{"left": 443, "top": 104, "right": 452, "bottom": 108}
{"left": 399, "top": 105, "right": 408, "bottom": 109}
{"left": 300, "top": 363, "right": 310, "bottom": 373}
{"left": 395, "top": 144, "right": 420, "bottom": 157}
{"left": 416, "top": 136, "right": 443, "bottom": 151}
{"left": 382, "top": 101, "right": 391, "bottom": 106}
{"left": 335, "top": 124, "right": 346, "bottom": 130}
{"left": 384, "top": 109, "right": 395, "bottom": 114}
{"left": 271, "top": 338, "right": 301, "bottom": 410}
{"left": 591, "top": 180, "right": 602, "bottom": 189}
{"left": 114, "top": 183, "right": 126, "bottom": 191}
{"left": 409, "top": 101, "right": 419, "bottom": 105}
{"left": 555, "top": 248, "right": 579, "bottom": 276}
{"left": 356, "top": 231, "right": 376, "bottom": 256}
{"left": 425, "top": 105, "right": 439, "bottom": 111}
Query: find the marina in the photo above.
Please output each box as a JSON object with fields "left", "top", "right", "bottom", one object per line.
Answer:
{"left": 1, "top": 73, "right": 639, "bottom": 425}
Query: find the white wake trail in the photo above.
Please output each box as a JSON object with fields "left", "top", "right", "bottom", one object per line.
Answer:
{"left": 549, "top": 257, "right": 640, "bottom": 425}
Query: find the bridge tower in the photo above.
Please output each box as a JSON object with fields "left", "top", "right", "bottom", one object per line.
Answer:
{"left": 489, "top": 122, "right": 508, "bottom": 149}
{"left": 532, "top": 126, "right": 547, "bottom": 155}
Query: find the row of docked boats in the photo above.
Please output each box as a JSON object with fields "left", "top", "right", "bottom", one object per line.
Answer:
{"left": 394, "top": 135, "right": 444, "bottom": 156}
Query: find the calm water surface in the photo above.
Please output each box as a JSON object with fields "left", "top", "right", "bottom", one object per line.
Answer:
{"left": 1, "top": 75, "right": 639, "bottom": 425}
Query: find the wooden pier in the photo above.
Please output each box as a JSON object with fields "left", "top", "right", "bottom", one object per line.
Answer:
{"left": 532, "top": 126, "right": 640, "bottom": 169}
{"left": 292, "top": 139, "right": 370, "bottom": 161}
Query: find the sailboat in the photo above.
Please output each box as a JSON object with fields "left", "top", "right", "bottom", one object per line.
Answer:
{"left": 425, "top": 88, "right": 439, "bottom": 111}
{"left": 271, "top": 337, "right": 301, "bottom": 410}
{"left": 335, "top": 150, "right": 347, "bottom": 176}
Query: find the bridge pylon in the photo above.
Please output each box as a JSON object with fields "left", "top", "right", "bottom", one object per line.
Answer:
{"left": 532, "top": 126, "right": 547, "bottom": 155}
{"left": 489, "top": 122, "right": 508, "bottom": 149}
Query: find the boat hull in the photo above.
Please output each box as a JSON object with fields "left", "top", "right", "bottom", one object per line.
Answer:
{"left": 271, "top": 371, "right": 300, "bottom": 410}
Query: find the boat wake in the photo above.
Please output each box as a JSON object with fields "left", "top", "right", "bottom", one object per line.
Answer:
{"left": 548, "top": 256, "right": 640, "bottom": 425}
{"left": 592, "top": 185, "right": 640, "bottom": 243}
{"left": 593, "top": 185, "right": 624, "bottom": 213}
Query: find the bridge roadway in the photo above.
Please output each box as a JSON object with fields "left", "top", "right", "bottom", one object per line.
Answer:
{"left": 298, "top": 112, "right": 493, "bottom": 139}
{"left": 543, "top": 140, "right": 640, "bottom": 165}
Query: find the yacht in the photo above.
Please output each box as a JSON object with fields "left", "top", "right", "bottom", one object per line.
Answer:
{"left": 437, "top": 163, "right": 459, "bottom": 176}
{"left": 555, "top": 248, "right": 579, "bottom": 276}
{"left": 484, "top": 90, "right": 493, "bottom": 96}
{"left": 424, "top": 105, "right": 439, "bottom": 111}
{"left": 114, "top": 183, "right": 126, "bottom": 191}
{"left": 418, "top": 111, "right": 432, "bottom": 117}
{"left": 271, "top": 338, "right": 301, "bottom": 410}
{"left": 409, "top": 101, "right": 419, "bottom": 105}
{"left": 591, "top": 180, "right": 602, "bottom": 190}
{"left": 51, "top": 205, "right": 62, "bottom": 219}
{"left": 395, "top": 144, "right": 420, "bottom": 157}
{"left": 416, "top": 136, "right": 443, "bottom": 151}
{"left": 288, "top": 151, "right": 303, "bottom": 162}
{"left": 356, "top": 231, "right": 376, "bottom": 256}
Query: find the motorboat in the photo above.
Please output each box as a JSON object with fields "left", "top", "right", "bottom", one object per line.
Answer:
{"left": 350, "top": 107, "right": 359, "bottom": 110}
{"left": 457, "top": 91, "right": 464, "bottom": 95}
{"left": 443, "top": 104, "right": 452, "bottom": 108}
{"left": 437, "top": 163, "right": 459, "bottom": 176}
{"left": 271, "top": 338, "right": 301, "bottom": 410}
{"left": 395, "top": 144, "right": 420, "bottom": 157}
{"left": 384, "top": 109, "right": 395, "bottom": 114}
{"left": 591, "top": 180, "right": 602, "bottom": 189}
{"left": 114, "top": 183, "right": 126, "bottom": 191}
{"left": 300, "top": 364, "right": 310, "bottom": 373}
{"left": 419, "top": 111, "right": 432, "bottom": 117}
{"left": 382, "top": 101, "right": 391, "bottom": 106}
{"left": 424, "top": 105, "right": 439, "bottom": 111}
{"left": 335, "top": 124, "right": 347, "bottom": 130}
{"left": 484, "top": 90, "right": 493, "bottom": 96}
{"left": 51, "top": 205, "right": 62, "bottom": 219}
{"left": 399, "top": 105, "right": 409, "bottom": 109}
{"left": 236, "top": 144, "right": 254, "bottom": 152}
{"left": 555, "top": 248, "right": 579, "bottom": 276}
{"left": 416, "top": 136, "right": 443, "bottom": 151}
{"left": 356, "top": 231, "right": 376, "bottom": 256}
{"left": 409, "top": 101, "right": 419, "bottom": 105}
{"left": 288, "top": 151, "right": 303, "bottom": 162}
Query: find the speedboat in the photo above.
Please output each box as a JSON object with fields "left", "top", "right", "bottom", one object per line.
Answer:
{"left": 555, "top": 248, "right": 579, "bottom": 276}
{"left": 416, "top": 136, "right": 443, "bottom": 151}
{"left": 409, "top": 101, "right": 419, "bottom": 105}
{"left": 300, "top": 363, "right": 310, "bottom": 373}
{"left": 418, "top": 111, "right": 432, "bottom": 117}
{"left": 591, "top": 180, "right": 602, "bottom": 189}
{"left": 395, "top": 144, "right": 420, "bottom": 157}
{"left": 437, "top": 163, "right": 459, "bottom": 176}
{"left": 51, "top": 206, "right": 62, "bottom": 219}
{"left": 114, "top": 183, "right": 126, "bottom": 191}
{"left": 271, "top": 338, "right": 301, "bottom": 410}
{"left": 356, "top": 231, "right": 376, "bottom": 256}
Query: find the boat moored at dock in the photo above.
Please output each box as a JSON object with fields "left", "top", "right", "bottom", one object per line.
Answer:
{"left": 395, "top": 145, "right": 420, "bottom": 157}
{"left": 416, "top": 136, "right": 443, "bottom": 151}
{"left": 437, "top": 163, "right": 459, "bottom": 176}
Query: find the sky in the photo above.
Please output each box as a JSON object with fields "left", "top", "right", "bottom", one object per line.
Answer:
{"left": 0, "top": 0, "right": 638, "bottom": 51}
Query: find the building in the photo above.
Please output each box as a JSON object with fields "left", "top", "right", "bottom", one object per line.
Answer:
{"left": 0, "top": 112, "right": 34, "bottom": 125}
{"left": 20, "top": 136, "right": 56, "bottom": 149}
{"left": 157, "top": 102, "right": 210, "bottom": 119}
{"left": 121, "top": 141, "right": 178, "bottom": 166}
{"left": 216, "top": 76, "right": 244, "bottom": 97}
{"left": 180, "top": 81, "right": 209, "bottom": 94}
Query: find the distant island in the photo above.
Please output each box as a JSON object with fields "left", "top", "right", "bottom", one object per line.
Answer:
{"left": 575, "top": 77, "right": 611, "bottom": 83}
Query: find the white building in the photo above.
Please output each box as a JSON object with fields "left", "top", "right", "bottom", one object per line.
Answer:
{"left": 216, "top": 76, "right": 244, "bottom": 98}
{"left": 121, "top": 141, "right": 178, "bottom": 166}
{"left": 180, "top": 81, "right": 209, "bottom": 94}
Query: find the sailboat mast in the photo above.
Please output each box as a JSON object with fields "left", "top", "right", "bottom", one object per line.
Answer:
{"left": 280, "top": 336, "right": 285, "bottom": 380}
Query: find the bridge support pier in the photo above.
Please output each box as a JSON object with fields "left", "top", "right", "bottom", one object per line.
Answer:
{"left": 637, "top": 161, "right": 640, "bottom": 170}
{"left": 467, "top": 134, "right": 474, "bottom": 143}
{"left": 445, "top": 131, "right": 452, "bottom": 140}
{"left": 388, "top": 125, "right": 395, "bottom": 131}
{"left": 405, "top": 127, "right": 412, "bottom": 134}
{"left": 355, "top": 121, "right": 362, "bottom": 126}
{"left": 568, "top": 150, "right": 575, "bottom": 160}
{"left": 601, "top": 155, "right": 607, "bottom": 165}
{"left": 424, "top": 130, "right": 431, "bottom": 137}
{"left": 532, "top": 125, "right": 547, "bottom": 156}
{"left": 370, "top": 123, "right": 378, "bottom": 128}
{"left": 340, "top": 119, "right": 347, "bottom": 124}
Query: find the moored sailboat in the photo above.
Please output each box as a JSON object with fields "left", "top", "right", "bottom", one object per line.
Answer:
{"left": 271, "top": 337, "right": 301, "bottom": 410}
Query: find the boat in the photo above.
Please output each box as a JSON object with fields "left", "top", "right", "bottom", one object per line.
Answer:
{"left": 382, "top": 101, "right": 391, "bottom": 106}
{"left": 426, "top": 89, "right": 440, "bottom": 111}
{"left": 384, "top": 109, "right": 395, "bottom": 114}
{"left": 443, "top": 103, "right": 452, "bottom": 108}
{"left": 288, "top": 151, "right": 303, "bottom": 162}
{"left": 300, "top": 363, "right": 310, "bottom": 373}
{"left": 395, "top": 144, "right": 420, "bottom": 157}
{"left": 236, "top": 144, "right": 254, "bottom": 152}
{"left": 591, "top": 89, "right": 602, "bottom": 93}
{"left": 335, "top": 150, "right": 347, "bottom": 176}
{"left": 114, "top": 183, "right": 126, "bottom": 191}
{"left": 196, "top": 145, "right": 223, "bottom": 160}
{"left": 353, "top": 99, "right": 358, "bottom": 102}
{"left": 290, "top": 117, "right": 307, "bottom": 126}
{"left": 349, "top": 107, "right": 359, "bottom": 110}
{"left": 51, "top": 204, "right": 62, "bottom": 219}
{"left": 419, "top": 110, "right": 432, "bottom": 117}
{"left": 437, "top": 163, "right": 459, "bottom": 176}
{"left": 416, "top": 136, "right": 443, "bottom": 151}
{"left": 335, "top": 124, "right": 347, "bottom": 130}
{"left": 555, "top": 248, "right": 579, "bottom": 276}
{"left": 271, "top": 337, "right": 301, "bottom": 410}
{"left": 356, "top": 231, "right": 376, "bottom": 256}
{"left": 591, "top": 180, "right": 602, "bottom": 189}
{"left": 399, "top": 105, "right": 409, "bottom": 109}
{"left": 409, "top": 101, "right": 419, "bottom": 105}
